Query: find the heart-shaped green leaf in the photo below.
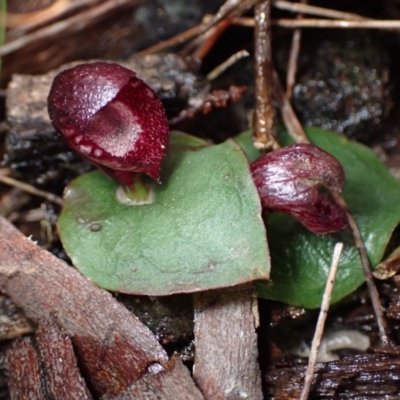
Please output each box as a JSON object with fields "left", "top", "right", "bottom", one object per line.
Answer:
{"left": 58, "top": 131, "right": 269, "bottom": 295}
{"left": 253, "top": 128, "right": 400, "bottom": 308}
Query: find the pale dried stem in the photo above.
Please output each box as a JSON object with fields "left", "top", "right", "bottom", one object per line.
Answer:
{"left": 181, "top": 0, "right": 257, "bottom": 57}
{"left": 199, "top": 0, "right": 258, "bottom": 33}
{"left": 300, "top": 243, "right": 344, "bottom": 400}
{"left": 136, "top": 19, "right": 209, "bottom": 57}
{"left": 285, "top": 0, "right": 307, "bottom": 99}
{"left": 272, "top": 69, "right": 309, "bottom": 143}
{"left": 191, "top": 19, "right": 233, "bottom": 60}
{"left": 272, "top": 0, "right": 370, "bottom": 21}
{"left": 330, "top": 192, "right": 391, "bottom": 346}
{"left": 285, "top": 29, "right": 301, "bottom": 99}
{"left": 0, "top": 171, "right": 63, "bottom": 206}
{"left": 253, "top": 0, "right": 279, "bottom": 150}
{"left": 137, "top": 0, "right": 378, "bottom": 58}
{"left": 7, "top": 0, "right": 102, "bottom": 36}
{"left": 206, "top": 50, "right": 250, "bottom": 81}
{"left": 274, "top": 19, "right": 400, "bottom": 29}
{"left": 0, "top": 0, "right": 133, "bottom": 57}
{"left": 235, "top": 18, "right": 400, "bottom": 30}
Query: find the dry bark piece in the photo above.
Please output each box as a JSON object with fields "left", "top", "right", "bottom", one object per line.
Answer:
{"left": 102, "top": 355, "right": 204, "bottom": 400}
{"left": 193, "top": 284, "right": 263, "bottom": 400}
{"left": 5, "top": 336, "right": 46, "bottom": 399}
{"left": 36, "top": 318, "right": 93, "bottom": 399}
{"left": 265, "top": 352, "right": 400, "bottom": 398}
{"left": 0, "top": 216, "right": 168, "bottom": 396}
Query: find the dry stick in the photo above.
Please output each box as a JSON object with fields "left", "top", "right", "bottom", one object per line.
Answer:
{"left": 0, "top": 0, "right": 133, "bottom": 57}
{"left": 192, "top": 18, "right": 233, "bottom": 60}
{"left": 138, "top": 0, "right": 255, "bottom": 59}
{"left": 138, "top": 0, "right": 368, "bottom": 58}
{"left": 0, "top": 174, "right": 63, "bottom": 206}
{"left": 272, "top": 69, "right": 308, "bottom": 143}
{"left": 285, "top": 0, "right": 307, "bottom": 99}
{"left": 253, "top": 0, "right": 279, "bottom": 150}
{"left": 272, "top": 0, "right": 370, "bottom": 21}
{"left": 274, "top": 19, "right": 400, "bottom": 29}
{"left": 138, "top": 5, "right": 389, "bottom": 59}
{"left": 330, "top": 192, "right": 390, "bottom": 346}
{"left": 272, "top": 69, "right": 391, "bottom": 346}
{"left": 299, "top": 243, "right": 344, "bottom": 400}
{"left": 7, "top": 0, "right": 96, "bottom": 33}
{"left": 181, "top": 0, "right": 258, "bottom": 56}
{"left": 206, "top": 49, "right": 250, "bottom": 81}
{"left": 197, "top": 0, "right": 258, "bottom": 34}
{"left": 285, "top": 27, "right": 301, "bottom": 99}
{"left": 136, "top": 19, "right": 210, "bottom": 57}
{"left": 138, "top": 2, "right": 371, "bottom": 58}
{"left": 235, "top": 17, "right": 400, "bottom": 30}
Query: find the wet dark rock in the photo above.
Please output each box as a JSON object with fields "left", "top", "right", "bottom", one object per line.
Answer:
{"left": 288, "top": 31, "right": 392, "bottom": 142}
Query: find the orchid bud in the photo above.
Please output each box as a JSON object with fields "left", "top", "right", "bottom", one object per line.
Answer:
{"left": 251, "top": 143, "right": 347, "bottom": 234}
{"left": 47, "top": 62, "right": 169, "bottom": 187}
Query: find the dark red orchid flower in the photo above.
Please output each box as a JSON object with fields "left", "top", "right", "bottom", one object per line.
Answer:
{"left": 251, "top": 143, "right": 347, "bottom": 234}
{"left": 48, "top": 62, "right": 169, "bottom": 186}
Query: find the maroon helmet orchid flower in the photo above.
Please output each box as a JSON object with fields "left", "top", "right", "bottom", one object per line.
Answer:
{"left": 48, "top": 62, "right": 169, "bottom": 202}
{"left": 251, "top": 143, "right": 347, "bottom": 234}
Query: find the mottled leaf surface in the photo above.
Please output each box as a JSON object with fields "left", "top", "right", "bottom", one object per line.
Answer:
{"left": 58, "top": 132, "right": 269, "bottom": 295}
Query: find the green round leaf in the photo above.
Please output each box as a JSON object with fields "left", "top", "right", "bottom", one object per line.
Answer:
{"left": 255, "top": 128, "right": 400, "bottom": 308}
{"left": 58, "top": 131, "right": 270, "bottom": 295}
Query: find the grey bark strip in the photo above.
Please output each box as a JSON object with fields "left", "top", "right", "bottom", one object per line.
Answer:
{"left": 193, "top": 284, "right": 263, "bottom": 400}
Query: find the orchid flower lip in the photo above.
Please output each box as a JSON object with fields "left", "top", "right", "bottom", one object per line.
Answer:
{"left": 251, "top": 143, "right": 347, "bottom": 234}
{"left": 48, "top": 61, "right": 170, "bottom": 186}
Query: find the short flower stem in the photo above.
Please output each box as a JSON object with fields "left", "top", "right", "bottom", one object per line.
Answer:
{"left": 116, "top": 174, "right": 155, "bottom": 206}
{"left": 124, "top": 174, "right": 149, "bottom": 203}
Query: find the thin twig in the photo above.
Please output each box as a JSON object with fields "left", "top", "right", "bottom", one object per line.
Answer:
{"left": 272, "top": 69, "right": 309, "bottom": 143}
{"left": 300, "top": 243, "right": 344, "bottom": 400}
{"left": 191, "top": 18, "right": 233, "bottom": 60}
{"left": 198, "top": 0, "right": 258, "bottom": 33}
{"left": 0, "top": 173, "right": 63, "bottom": 206}
{"left": 330, "top": 192, "right": 390, "bottom": 346}
{"left": 272, "top": 0, "right": 369, "bottom": 21}
{"left": 273, "top": 19, "right": 400, "bottom": 29}
{"left": 206, "top": 50, "right": 249, "bottom": 81}
{"left": 137, "top": 1, "right": 374, "bottom": 58}
{"left": 253, "top": 0, "right": 279, "bottom": 150}
{"left": 285, "top": 29, "right": 301, "bottom": 99}
{"left": 7, "top": 0, "right": 101, "bottom": 34}
{"left": 181, "top": 0, "right": 257, "bottom": 56}
{"left": 285, "top": 0, "right": 307, "bottom": 99}
{"left": 234, "top": 17, "right": 400, "bottom": 30}
{"left": 136, "top": 18, "right": 211, "bottom": 57}
{"left": 0, "top": 0, "right": 133, "bottom": 57}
